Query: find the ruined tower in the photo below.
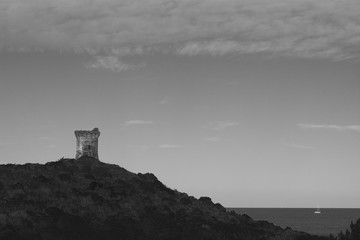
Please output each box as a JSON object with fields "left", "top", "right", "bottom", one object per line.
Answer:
{"left": 74, "top": 128, "right": 100, "bottom": 159}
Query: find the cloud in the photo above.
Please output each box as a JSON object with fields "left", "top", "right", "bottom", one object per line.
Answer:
{"left": 1, "top": 0, "right": 360, "bottom": 60}
{"left": 121, "top": 120, "right": 154, "bottom": 129}
{"left": 85, "top": 56, "right": 143, "bottom": 72}
{"left": 176, "top": 39, "right": 353, "bottom": 60}
{"left": 204, "top": 121, "right": 240, "bottom": 130}
{"left": 298, "top": 124, "right": 360, "bottom": 132}
{"left": 159, "top": 144, "right": 182, "bottom": 149}
{"left": 123, "top": 120, "right": 154, "bottom": 126}
{"left": 203, "top": 137, "right": 233, "bottom": 142}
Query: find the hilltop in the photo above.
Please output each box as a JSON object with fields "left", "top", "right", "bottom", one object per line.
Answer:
{"left": 0, "top": 157, "right": 327, "bottom": 240}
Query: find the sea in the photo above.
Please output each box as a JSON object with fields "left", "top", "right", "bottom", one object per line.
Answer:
{"left": 228, "top": 208, "right": 360, "bottom": 236}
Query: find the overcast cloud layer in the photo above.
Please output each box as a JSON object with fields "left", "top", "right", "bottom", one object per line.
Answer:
{"left": 1, "top": 0, "right": 360, "bottom": 60}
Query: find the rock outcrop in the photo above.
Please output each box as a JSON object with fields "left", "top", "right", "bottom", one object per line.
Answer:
{"left": 0, "top": 157, "right": 327, "bottom": 240}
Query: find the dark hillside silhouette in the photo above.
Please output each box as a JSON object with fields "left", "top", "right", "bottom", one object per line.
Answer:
{"left": 0, "top": 157, "right": 334, "bottom": 240}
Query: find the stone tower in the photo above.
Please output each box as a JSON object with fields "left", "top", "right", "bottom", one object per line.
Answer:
{"left": 74, "top": 128, "right": 100, "bottom": 159}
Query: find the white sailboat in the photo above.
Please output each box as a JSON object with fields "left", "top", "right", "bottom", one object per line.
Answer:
{"left": 314, "top": 205, "right": 321, "bottom": 214}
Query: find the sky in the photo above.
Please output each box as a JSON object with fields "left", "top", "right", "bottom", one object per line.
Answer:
{"left": 0, "top": 0, "right": 359, "bottom": 208}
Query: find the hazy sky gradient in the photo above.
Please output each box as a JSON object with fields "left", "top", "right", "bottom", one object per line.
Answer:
{"left": 1, "top": 0, "right": 359, "bottom": 208}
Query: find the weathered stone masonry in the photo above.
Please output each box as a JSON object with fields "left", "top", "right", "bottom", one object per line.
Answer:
{"left": 74, "top": 128, "right": 100, "bottom": 159}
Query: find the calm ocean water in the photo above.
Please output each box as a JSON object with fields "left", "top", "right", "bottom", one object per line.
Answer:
{"left": 228, "top": 208, "right": 360, "bottom": 236}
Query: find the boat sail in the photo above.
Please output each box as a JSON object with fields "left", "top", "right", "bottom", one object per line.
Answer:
{"left": 314, "top": 205, "right": 321, "bottom": 214}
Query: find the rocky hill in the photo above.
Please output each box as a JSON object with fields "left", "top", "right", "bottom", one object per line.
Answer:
{"left": 0, "top": 157, "right": 327, "bottom": 240}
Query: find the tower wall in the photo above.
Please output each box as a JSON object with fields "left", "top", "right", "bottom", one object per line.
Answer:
{"left": 74, "top": 128, "right": 100, "bottom": 159}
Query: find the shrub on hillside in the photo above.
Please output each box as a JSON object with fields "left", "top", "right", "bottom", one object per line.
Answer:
{"left": 336, "top": 218, "right": 360, "bottom": 240}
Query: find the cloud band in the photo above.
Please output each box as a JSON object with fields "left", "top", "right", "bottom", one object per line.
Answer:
{"left": 1, "top": 0, "right": 360, "bottom": 60}
{"left": 298, "top": 124, "right": 360, "bottom": 132}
